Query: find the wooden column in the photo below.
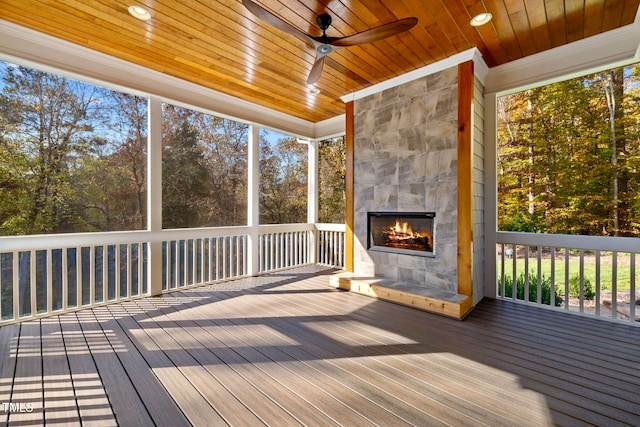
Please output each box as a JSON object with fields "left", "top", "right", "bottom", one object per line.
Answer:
{"left": 345, "top": 101, "right": 355, "bottom": 272}
{"left": 457, "top": 61, "right": 474, "bottom": 297}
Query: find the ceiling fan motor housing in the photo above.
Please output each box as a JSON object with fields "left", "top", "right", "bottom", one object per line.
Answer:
{"left": 316, "top": 14, "right": 332, "bottom": 32}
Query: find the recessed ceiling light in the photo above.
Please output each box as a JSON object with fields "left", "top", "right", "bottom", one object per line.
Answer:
{"left": 128, "top": 5, "right": 152, "bottom": 21}
{"left": 308, "top": 85, "right": 320, "bottom": 95}
{"left": 470, "top": 12, "right": 492, "bottom": 27}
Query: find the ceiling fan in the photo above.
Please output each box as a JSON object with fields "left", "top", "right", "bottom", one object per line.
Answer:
{"left": 242, "top": 0, "right": 418, "bottom": 85}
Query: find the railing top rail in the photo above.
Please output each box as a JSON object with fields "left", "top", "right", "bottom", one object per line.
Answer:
{"left": 315, "top": 223, "right": 346, "bottom": 232}
{"left": 497, "top": 231, "right": 640, "bottom": 253}
{"left": 0, "top": 226, "right": 254, "bottom": 252}
{"left": 258, "top": 223, "right": 315, "bottom": 233}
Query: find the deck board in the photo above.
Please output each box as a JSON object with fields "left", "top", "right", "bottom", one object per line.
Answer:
{"left": 108, "top": 305, "right": 227, "bottom": 427}
{"left": 75, "top": 310, "right": 155, "bottom": 426}
{"left": 41, "top": 317, "right": 80, "bottom": 426}
{"left": 95, "top": 304, "right": 191, "bottom": 427}
{"left": 8, "top": 321, "right": 44, "bottom": 425}
{"left": 0, "top": 323, "right": 20, "bottom": 425}
{"left": 58, "top": 313, "right": 117, "bottom": 426}
{"left": 0, "top": 265, "right": 639, "bottom": 426}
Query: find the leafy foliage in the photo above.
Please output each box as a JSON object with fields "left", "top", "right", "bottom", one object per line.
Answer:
{"left": 568, "top": 275, "right": 595, "bottom": 300}
{"left": 498, "top": 64, "right": 640, "bottom": 237}
{"left": 259, "top": 133, "right": 307, "bottom": 224}
{"left": 500, "top": 271, "right": 563, "bottom": 307}
{"left": 0, "top": 61, "right": 333, "bottom": 234}
{"left": 0, "top": 63, "right": 148, "bottom": 234}
{"left": 318, "top": 136, "right": 346, "bottom": 223}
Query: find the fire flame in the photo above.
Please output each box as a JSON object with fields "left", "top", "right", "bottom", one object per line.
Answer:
{"left": 384, "top": 220, "right": 423, "bottom": 240}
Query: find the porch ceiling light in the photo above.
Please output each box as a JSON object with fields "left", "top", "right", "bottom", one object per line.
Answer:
{"left": 128, "top": 5, "right": 152, "bottom": 21}
{"left": 470, "top": 12, "right": 492, "bottom": 27}
{"left": 307, "top": 85, "right": 320, "bottom": 95}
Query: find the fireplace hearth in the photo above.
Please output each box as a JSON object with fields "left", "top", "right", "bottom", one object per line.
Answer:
{"left": 367, "top": 212, "right": 435, "bottom": 257}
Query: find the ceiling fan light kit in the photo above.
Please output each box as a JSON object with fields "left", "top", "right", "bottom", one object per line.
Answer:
{"left": 242, "top": 0, "right": 418, "bottom": 85}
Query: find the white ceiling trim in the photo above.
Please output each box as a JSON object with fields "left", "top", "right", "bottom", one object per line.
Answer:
{"left": 340, "top": 48, "right": 488, "bottom": 103}
{"left": 0, "top": 19, "right": 323, "bottom": 139}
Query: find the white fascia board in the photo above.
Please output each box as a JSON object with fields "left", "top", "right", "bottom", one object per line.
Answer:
{"left": 313, "top": 114, "right": 346, "bottom": 140}
{"left": 340, "top": 48, "right": 489, "bottom": 103}
{"left": 485, "top": 19, "right": 640, "bottom": 96}
{"left": 0, "top": 20, "right": 317, "bottom": 138}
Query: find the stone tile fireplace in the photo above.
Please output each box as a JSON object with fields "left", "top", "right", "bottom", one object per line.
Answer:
{"left": 352, "top": 65, "right": 460, "bottom": 292}
{"left": 331, "top": 56, "right": 485, "bottom": 319}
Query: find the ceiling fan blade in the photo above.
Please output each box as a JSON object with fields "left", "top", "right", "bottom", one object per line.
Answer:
{"left": 242, "top": 0, "right": 314, "bottom": 49}
{"left": 330, "top": 17, "right": 418, "bottom": 47}
{"left": 306, "top": 56, "right": 325, "bottom": 85}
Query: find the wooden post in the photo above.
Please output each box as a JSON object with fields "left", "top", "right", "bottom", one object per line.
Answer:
{"left": 345, "top": 101, "right": 355, "bottom": 272}
{"left": 457, "top": 61, "right": 474, "bottom": 298}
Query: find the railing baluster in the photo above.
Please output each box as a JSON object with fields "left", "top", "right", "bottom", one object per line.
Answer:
{"left": 47, "top": 248, "right": 53, "bottom": 314}
{"left": 62, "top": 248, "right": 69, "bottom": 310}
{"left": 524, "top": 246, "right": 529, "bottom": 303}
{"left": 630, "top": 253, "right": 635, "bottom": 324}
{"left": 115, "top": 244, "right": 121, "bottom": 301}
{"left": 579, "top": 249, "right": 585, "bottom": 313}
{"left": 102, "top": 245, "right": 108, "bottom": 304}
{"left": 28, "top": 250, "right": 35, "bottom": 317}
{"left": 225, "top": 235, "right": 228, "bottom": 279}
{"left": 511, "top": 245, "right": 517, "bottom": 302}
{"left": 208, "top": 238, "right": 214, "bottom": 282}
{"left": 595, "top": 250, "right": 601, "bottom": 316}
{"left": 564, "top": 248, "right": 570, "bottom": 310}
{"left": 549, "top": 246, "right": 555, "bottom": 307}
{"left": 499, "top": 243, "right": 505, "bottom": 298}
{"left": 78, "top": 248, "right": 84, "bottom": 306}
{"left": 13, "top": 252, "right": 19, "bottom": 320}
{"left": 612, "top": 251, "right": 618, "bottom": 319}
{"left": 236, "top": 235, "right": 241, "bottom": 277}
{"left": 127, "top": 244, "right": 132, "bottom": 298}
{"left": 536, "top": 246, "right": 542, "bottom": 305}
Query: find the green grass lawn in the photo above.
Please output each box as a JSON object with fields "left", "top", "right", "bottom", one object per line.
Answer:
{"left": 498, "top": 251, "right": 635, "bottom": 292}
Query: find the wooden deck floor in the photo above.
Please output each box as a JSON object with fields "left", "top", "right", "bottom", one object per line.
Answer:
{"left": 1, "top": 265, "right": 639, "bottom": 426}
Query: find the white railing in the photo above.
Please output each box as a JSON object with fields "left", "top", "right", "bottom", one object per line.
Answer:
{"left": 0, "top": 223, "right": 346, "bottom": 325}
{"left": 162, "top": 233, "right": 248, "bottom": 291}
{"left": 316, "top": 223, "right": 346, "bottom": 268}
{"left": 497, "top": 231, "right": 640, "bottom": 325}
{"left": 258, "top": 224, "right": 314, "bottom": 273}
{"left": 0, "top": 231, "right": 151, "bottom": 325}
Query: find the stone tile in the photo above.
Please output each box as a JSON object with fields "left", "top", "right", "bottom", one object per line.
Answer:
{"left": 398, "top": 153, "right": 427, "bottom": 183}
{"left": 399, "top": 76, "right": 428, "bottom": 98}
{"left": 425, "top": 119, "right": 457, "bottom": 150}
{"left": 398, "top": 183, "right": 428, "bottom": 211}
{"left": 426, "top": 87, "right": 458, "bottom": 122}
{"left": 427, "top": 66, "right": 457, "bottom": 90}
{"left": 374, "top": 153, "right": 398, "bottom": 185}
{"left": 374, "top": 185, "right": 399, "bottom": 210}
{"left": 398, "top": 126, "right": 427, "bottom": 153}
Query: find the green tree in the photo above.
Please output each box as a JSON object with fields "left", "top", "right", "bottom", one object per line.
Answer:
{"left": 0, "top": 65, "right": 105, "bottom": 234}
{"left": 259, "top": 134, "right": 307, "bottom": 224}
{"left": 497, "top": 63, "right": 640, "bottom": 237}
{"left": 196, "top": 114, "right": 248, "bottom": 226}
{"left": 318, "top": 136, "right": 346, "bottom": 223}
{"left": 162, "top": 105, "right": 210, "bottom": 228}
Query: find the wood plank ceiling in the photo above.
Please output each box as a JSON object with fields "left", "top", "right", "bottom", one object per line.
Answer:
{"left": 1, "top": 1, "right": 639, "bottom": 123}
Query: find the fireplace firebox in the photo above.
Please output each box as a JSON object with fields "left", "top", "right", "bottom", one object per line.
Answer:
{"left": 367, "top": 212, "right": 435, "bottom": 257}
